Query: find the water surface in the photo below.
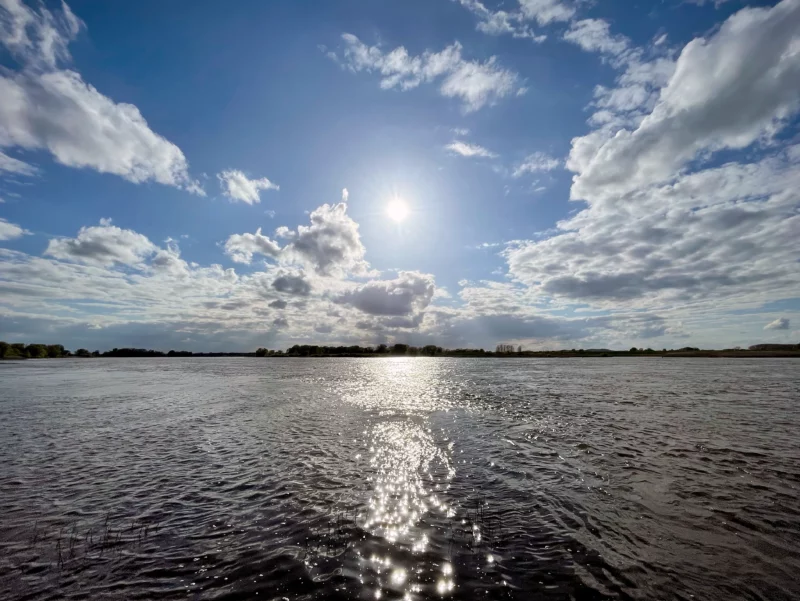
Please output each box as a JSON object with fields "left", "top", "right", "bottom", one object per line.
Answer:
{"left": 1, "top": 358, "right": 799, "bottom": 600}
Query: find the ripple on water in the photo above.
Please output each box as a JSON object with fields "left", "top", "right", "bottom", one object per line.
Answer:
{"left": 1, "top": 357, "right": 799, "bottom": 601}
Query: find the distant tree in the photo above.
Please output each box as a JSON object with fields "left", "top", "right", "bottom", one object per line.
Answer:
{"left": 75, "top": 348, "right": 91, "bottom": 357}
{"left": 645, "top": 348, "right": 654, "bottom": 353}
{"left": 376, "top": 343, "right": 388, "bottom": 354}
{"left": 629, "top": 347, "right": 638, "bottom": 353}
{"left": 518, "top": 345, "right": 523, "bottom": 353}
{"left": 421, "top": 345, "right": 439, "bottom": 356}
{"left": 46, "top": 344, "right": 65, "bottom": 358}
{"left": 11, "top": 343, "right": 28, "bottom": 358}
{"left": 391, "top": 343, "right": 409, "bottom": 354}
{"left": 255, "top": 347, "right": 268, "bottom": 357}
{"left": 25, "top": 344, "right": 48, "bottom": 358}
{"left": 92, "top": 350, "right": 100, "bottom": 357}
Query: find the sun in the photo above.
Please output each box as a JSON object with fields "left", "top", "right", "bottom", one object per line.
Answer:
{"left": 386, "top": 198, "right": 410, "bottom": 222}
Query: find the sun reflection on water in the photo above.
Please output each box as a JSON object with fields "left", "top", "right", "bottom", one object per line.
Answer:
{"left": 363, "top": 421, "right": 454, "bottom": 547}
{"left": 356, "top": 418, "right": 457, "bottom": 597}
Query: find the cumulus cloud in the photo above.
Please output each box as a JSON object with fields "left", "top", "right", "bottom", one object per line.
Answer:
{"left": 271, "top": 271, "right": 312, "bottom": 296}
{"left": 272, "top": 316, "right": 289, "bottom": 328}
{"left": 217, "top": 169, "right": 279, "bottom": 204}
{"left": 337, "top": 271, "right": 435, "bottom": 316}
{"left": 446, "top": 140, "right": 497, "bottom": 158}
{"left": 513, "top": 152, "right": 561, "bottom": 177}
{"left": 278, "top": 202, "right": 370, "bottom": 276}
{"left": 569, "top": 0, "right": 800, "bottom": 202}
{"left": 0, "top": 1, "right": 202, "bottom": 193}
{"left": 0, "top": 217, "right": 27, "bottom": 240}
{"left": 224, "top": 228, "right": 281, "bottom": 264}
{"left": 764, "top": 317, "right": 790, "bottom": 331}
{"left": 506, "top": 146, "right": 800, "bottom": 308}
{"left": 333, "top": 34, "right": 524, "bottom": 112}
{"left": 482, "top": 0, "right": 800, "bottom": 330}
{"left": 45, "top": 222, "right": 157, "bottom": 266}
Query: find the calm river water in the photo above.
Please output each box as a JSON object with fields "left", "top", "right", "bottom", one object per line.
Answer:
{"left": 1, "top": 358, "right": 799, "bottom": 600}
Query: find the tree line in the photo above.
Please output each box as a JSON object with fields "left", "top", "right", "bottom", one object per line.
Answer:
{"left": 4, "top": 340, "right": 797, "bottom": 360}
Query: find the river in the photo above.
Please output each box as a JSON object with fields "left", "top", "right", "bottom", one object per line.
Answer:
{"left": 1, "top": 358, "right": 798, "bottom": 600}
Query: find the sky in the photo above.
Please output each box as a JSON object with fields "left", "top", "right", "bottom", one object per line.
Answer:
{"left": 0, "top": 0, "right": 799, "bottom": 352}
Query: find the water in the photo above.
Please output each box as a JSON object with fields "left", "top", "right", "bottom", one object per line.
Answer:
{"left": 1, "top": 358, "right": 799, "bottom": 601}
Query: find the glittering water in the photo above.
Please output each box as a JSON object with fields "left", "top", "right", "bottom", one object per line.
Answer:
{"left": 1, "top": 358, "right": 799, "bottom": 601}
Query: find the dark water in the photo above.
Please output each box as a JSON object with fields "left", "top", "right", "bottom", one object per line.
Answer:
{"left": 1, "top": 358, "right": 799, "bottom": 601}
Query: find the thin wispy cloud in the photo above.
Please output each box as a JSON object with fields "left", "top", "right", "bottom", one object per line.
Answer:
{"left": 446, "top": 141, "right": 497, "bottom": 158}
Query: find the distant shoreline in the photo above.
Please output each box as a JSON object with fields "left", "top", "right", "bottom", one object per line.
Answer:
{"left": 3, "top": 351, "right": 799, "bottom": 360}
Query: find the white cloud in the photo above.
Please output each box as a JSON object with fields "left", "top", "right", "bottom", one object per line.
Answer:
{"left": 452, "top": 0, "right": 572, "bottom": 40}
{"left": 341, "top": 188, "right": 349, "bottom": 202}
{"left": 0, "top": 1, "right": 202, "bottom": 193}
{"left": 517, "top": 0, "right": 574, "bottom": 25}
{"left": 569, "top": 0, "right": 800, "bottom": 202}
{"left": 513, "top": 152, "right": 561, "bottom": 177}
{"left": 278, "top": 202, "right": 371, "bottom": 276}
{"left": 45, "top": 222, "right": 157, "bottom": 266}
{"left": 446, "top": 140, "right": 497, "bottom": 158}
{"left": 334, "top": 34, "right": 524, "bottom": 112}
{"left": 0, "top": 0, "right": 82, "bottom": 68}
{"left": 224, "top": 228, "right": 281, "bottom": 264}
{"left": 0, "top": 217, "right": 27, "bottom": 240}
{"left": 0, "top": 150, "right": 37, "bottom": 175}
{"left": 764, "top": 317, "right": 790, "bottom": 330}
{"left": 563, "top": 19, "right": 629, "bottom": 57}
{"left": 505, "top": 146, "right": 800, "bottom": 310}
{"left": 217, "top": 169, "right": 279, "bottom": 204}
{"left": 222, "top": 197, "right": 371, "bottom": 282}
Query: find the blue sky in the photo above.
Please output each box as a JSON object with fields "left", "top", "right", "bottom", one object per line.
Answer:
{"left": 0, "top": 0, "right": 798, "bottom": 351}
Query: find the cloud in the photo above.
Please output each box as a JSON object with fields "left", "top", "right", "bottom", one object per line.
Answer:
{"left": 505, "top": 146, "right": 800, "bottom": 309}
{"left": 0, "top": 0, "right": 82, "bottom": 68}
{"left": 268, "top": 299, "right": 287, "bottom": 309}
{"left": 764, "top": 317, "right": 790, "bottom": 330}
{"left": 271, "top": 272, "right": 312, "bottom": 296}
{"left": 513, "top": 152, "right": 561, "bottom": 177}
{"left": 45, "top": 222, "right": 157, "bottom": 266}
{"left": 337, "top": 271, "right": 435, "bottom": 316}
{"left": 452, "top": 0, "right": 572, "bottom": 40}
{"left": 446, "top": 140, "right": 497, "bottom": 158}
{"left": 517, "top": 0, "right": 574, "bottom": 25}
{"left": 569, "top": 0, "right": 800, "bottom": 202}
{"left": 333, "top": 34, "right": 524, "bottom": 112}
{"left": 0, "top": 1, "right": 202, "bottom": 193}
{"left": 342, "top": 188, "right": 349, "bottom": 202}
{"left": 0, "top": 217, "right": 27, "bottom": 240}
{"left": 278, "top": 202, "right": 370, "bottom": 276}
{"left": 0, "top": 150, "right": 37, "bottom": 175}
{"left": 224, "top": 228, "right": 281, "bottom": 264}
{"left": 217, "top": 169, "right": 279, "bottom": 204}
{"left": 563, "top": 19, "right": 629, "bottom": 57}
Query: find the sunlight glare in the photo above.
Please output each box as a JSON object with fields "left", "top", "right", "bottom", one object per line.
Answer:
{"left": 387, "top": 198, "right": 410, "bottom": 222}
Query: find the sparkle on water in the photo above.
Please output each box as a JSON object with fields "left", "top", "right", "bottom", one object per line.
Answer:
{"left": 2, "top": 357, "right": 800, "bottom": 600}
